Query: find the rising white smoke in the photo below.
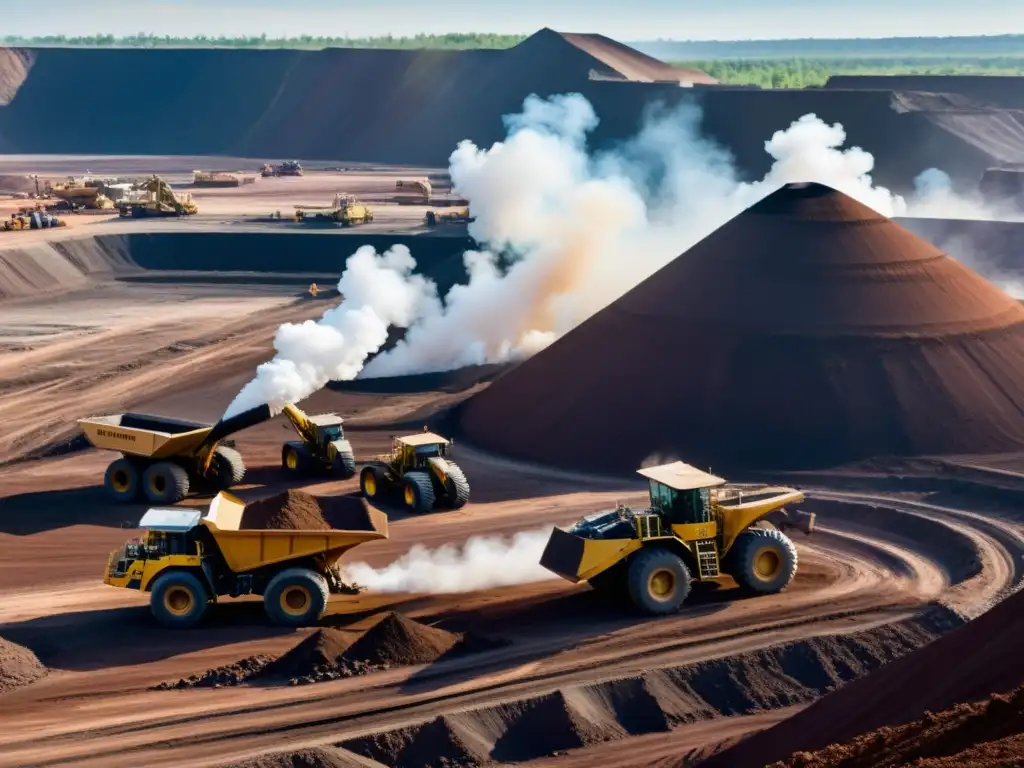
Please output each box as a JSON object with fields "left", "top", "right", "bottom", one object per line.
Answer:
{"left": 229, "top": 93, "right": 1006, "bottom": 406}
{"left": 343, "top": 526, "right": 556, "bottom": 594}
{"left": 224, "top": 244, "right": 439, "bottom": 417}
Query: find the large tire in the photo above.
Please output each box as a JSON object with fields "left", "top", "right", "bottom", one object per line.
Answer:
{"left": 627, "top": 548, "right": 692, "bottom": 615}
{"left": 150, "top": 571, "right": 209, "bottom": 628}
{"left": 360, "top": 465, "right": 381, "bottom": 498}
{"left": 282, "top": 442, "right": 312, "bottom": 475}
{"left": 335, "top": 448, "right": 357, "bottom": 478}
{"left": 729, "top": 528, "right": 798, "bottom": 595}
{"left": 213, "top": 445, "right": 246, "bottom": 488}
{"left": 142, "top": 462, "right": 190, "bottom": 504}
{"left": 263, "top": 568, "right": 329, "bottom": 627}
{"left": 104, "top": 457, "right": 141, "bottom": 502}
{"left": 403, "top": 471, "right": 436, "bottom": 513}
{"left": 443, "top": 462, "right": 471, "bottom": 509}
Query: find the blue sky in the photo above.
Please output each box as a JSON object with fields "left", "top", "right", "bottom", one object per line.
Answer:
{"left": 6, "top": 0, "right": 1024, "bottom": 40}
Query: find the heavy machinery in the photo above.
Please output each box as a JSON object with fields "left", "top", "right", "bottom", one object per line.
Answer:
{"left": 118, "top": 176, "right": 198, "bottom": 218}
{"left": 45, "top": 177, "right": 115, "bottom": 210}
{"left": 540, "top": 461, "right": 815, "bottom": 615}
{"left": 192, "top": 170, "right": 255, "bottom": 188}
{"left": 425, "top": 207, "right": 471, "bottom": 226}
{"left": 295, "top": 194, "right": 374, "bottom": 226}
{"left": 280, "top": 402, "right": 357, "bottom": 478}
{"left": 359, "top": 430, "right": 470, "bottom": 513}
{"left": 78, "top": 404, "right": 273, "bottom": 504}
{"left": 3, "top": 211, "right": 66, "bottom": 230}
{"left": 263, "top": 161, "right": 303, "bottom": 177}
{"left": 104, "top": 491, "right": 388, "bottom": 628}
{"left": 396, "top": 178, "right": 432, "bottom": 199}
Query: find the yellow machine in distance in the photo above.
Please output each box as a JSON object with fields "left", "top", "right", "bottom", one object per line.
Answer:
{"left": 104, "top": 492, "right": 388, "bottom": 628}
{"left": 360, "top": 430, "right": 470, "bottom": 513}
{"left": 424, "top": 207, "right": 471, "bottom": 226}
{"left": 118, "top": 175, "right": 198, "bottom": 218}
{"left": 540, "top": 461, "right": 814, "bottom": 615}
{"left": 295, "top": 194, "right": 374, "bottom": 226}
{"left": 280, "top": 402, "right": 357, "bottom": 478}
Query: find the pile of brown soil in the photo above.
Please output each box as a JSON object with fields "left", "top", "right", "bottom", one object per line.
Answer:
{"left": 221, "top": 746, "right": 379, "bottom": 768}
{"left": 704, "top": 589, "right": 1024, "bottom": 768}
{"left": 239, "top": 490, "right": 375, "bottom": 531}
{"left": 0, "top": 636, "right": 46, "bottom": 693}
{"left": 157, "top": 654, "right": 273, "bottom": 690}
{"left": 344, "top": 612, "right": 462, "bottom": 666}
{"left": 773, "top": 685, "right": 1024, "bottom": 768}
{"left": 459, "top": 182, "right": 1024, "bottom": 473}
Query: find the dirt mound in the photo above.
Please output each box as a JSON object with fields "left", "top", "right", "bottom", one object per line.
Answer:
{"left": 459, "top": 182, "right": 1024, "bottom": 473}
{"left": 221, "top": 746, "right": 378, "bottom": 768}
{"left": 158, "top": 654, "right": 273, "bottom": 690}
{"left": 344, "top": 612, "right": 462, "bottom": 666}
{"left": 0, "top": 48, "right": 33, "bottom": 106}
{"left": 772, "top": 685, "right": 1024, "bottom": 768}
{"left": 825, "top": 74, "right": 1024, "bottom": 109}
{"left": 704, "top": 589, "right": 1024, "bottom": 768}
{"left": 239, "top": 490, "right": 374, "bottom": 531}
{"left": 346, "top": 715, "right": 490, "bottom": 768}
{"left": 0, "top": 636, "right": 46, "bottom": 693}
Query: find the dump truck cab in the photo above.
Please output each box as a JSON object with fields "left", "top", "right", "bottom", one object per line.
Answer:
{"left": 359, "top": 430, "right": 471, "bottom": 514}
{"left": 540, "top": 461, "right": 814, "bottom": 615}
{"left": 105, "top": 493, "right": 388, "bottom": 628}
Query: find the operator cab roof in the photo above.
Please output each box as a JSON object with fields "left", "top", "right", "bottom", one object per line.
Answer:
{"left": 396, "top": 432, "right": 450, "bottom": 447}
{"left": 138, "top": 508, "right": 203, "bottom": 531}
{"left": 637, "top": 461, "right": 726, "bottom": 491}
{"left": 308, "top": 413, "right": 343, "bottom": 427}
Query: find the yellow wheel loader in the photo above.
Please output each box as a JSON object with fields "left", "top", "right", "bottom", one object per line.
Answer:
{"left": 279, "top": 402, "right": 357, "bottom": 478}
{"left": 78, "top": 405, "right": 272, "bottom": 505}
{"left": 359, "top": 430, "right": 470, "bottom": 513}
{"left": 540, "top": 461, "right": 815, "bottom": 615}
{"left": 104, "top": 492, "right": 388, "bottom": 628}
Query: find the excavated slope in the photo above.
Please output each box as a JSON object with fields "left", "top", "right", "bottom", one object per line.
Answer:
{"left": 459, "top": 182, "right": 1024, "bottom": 472}
{"left": 826, "top": 74, "right": 1024, "bottom": 109}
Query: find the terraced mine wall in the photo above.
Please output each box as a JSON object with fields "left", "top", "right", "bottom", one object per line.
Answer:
{"left": 2, "top": 44, "right": 1021, "bottom": 192}
{"left": 0, "top": 232, "right": 475, "bottom": 299}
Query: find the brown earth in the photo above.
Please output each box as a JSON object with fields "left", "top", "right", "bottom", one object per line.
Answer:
{"left": 222, "top": 746, "right": 379, "bottom": 768}
{"left": 460, "top": 182, "right": 1024, "bottom": 474}
{"left": 2, "top": 176, "right": 1024, "bottom": 766}
{"left": 239, "top": 490, "right": 376, "bottom": 532}
{"left": 771, "top": 685, "right": 1024, "bottom": 768}
{"left": 0, "top": 637, "right": 45, "bottom": 693}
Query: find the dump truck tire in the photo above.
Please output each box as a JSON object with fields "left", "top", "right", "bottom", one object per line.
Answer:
{"left": 213, "top": 446, "right": 245, "bottom": 488}
{"left": 443, "top": 462, "right": 471, "bottom": 509}
{"left": 729, "top": 529, "right": 798, "bottom": 595}
{"left": 282, "top": 443, "right": 312, "bottom": 474}
{"left": 360, "top": 466, "right": 381, "bottom": 498}
{"left": 335, "top": 449, "right": 357, "bottom": 478}
{"left": 142, "top": 462, "right": 190, "bottom": 504}
{"left": 104, "top": 458, "right": 141, "bottom": 502}
{"left": 264, "top": 568, "right": 329, "bottom": 627}
{"left": 403, "top": 471, "right": 436, "bottom": 513}
{"left": 150, "top": 571, "right": 209, "bottom": 629}
{"left": 627, "top": 548, "right": 691, "bottom": 615}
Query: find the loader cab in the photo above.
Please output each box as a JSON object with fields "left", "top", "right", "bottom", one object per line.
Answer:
{"left": 307, "top": 414, "right": 345, "bottom": 449}
{"left": 392, "top": 432, "right": 451, "bottom": 471}
{"left": 637, "top": 461, "right": 726, "bottom": 527}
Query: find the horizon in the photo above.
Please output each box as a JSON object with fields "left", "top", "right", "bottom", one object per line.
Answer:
{"left": 5, "top": 0, "right": 1024, "bottom": 42}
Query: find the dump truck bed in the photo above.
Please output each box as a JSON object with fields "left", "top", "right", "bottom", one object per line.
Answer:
{"left": 78, "top": 413, "right": 213, "bottom": 458}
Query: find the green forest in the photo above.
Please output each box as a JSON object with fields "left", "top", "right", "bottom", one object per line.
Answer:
{"left": 4, "top": 33, "right": 1024, "bottom": 88}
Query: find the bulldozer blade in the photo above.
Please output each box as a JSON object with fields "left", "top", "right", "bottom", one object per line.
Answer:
{"left": 540, "top": 527, "right": 587, "bottom": 583}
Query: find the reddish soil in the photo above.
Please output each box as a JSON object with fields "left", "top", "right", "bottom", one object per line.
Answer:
{"left": 459, "top": 182, "right": 1024, "bottom": 473}
{"left": 704, "top": 586, "right": 1024, "bottom": 767}
{"left": 238, "top": 489, "right": 377, "bottom": 532}
{"left": 0, "top": 636, "right": 45, "bottom": 692}
{"left": 223, "top": 746, "right": 376, "bottom": 768}
{"left": 772, "top": 685, "right": 1024, "bottom": 768}
{"left": 343, "top": 612, "right": 462, "bottom": 666}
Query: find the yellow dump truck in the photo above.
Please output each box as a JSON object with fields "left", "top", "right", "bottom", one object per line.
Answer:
{"left": 540, "top": 461, "right": 814, "bottom": 615}
{"left": 104, "top": 492, "right": 388, "bottom": 628}
{"left": 78, "top": 405, "right": 272, "bottom": 504}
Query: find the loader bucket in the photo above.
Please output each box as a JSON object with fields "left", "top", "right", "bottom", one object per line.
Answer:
{"left": 540, "top": 527, "right": 587, "bottom": 583}
{"left": 540, "top": 527, "right": 644, "bottom": 584}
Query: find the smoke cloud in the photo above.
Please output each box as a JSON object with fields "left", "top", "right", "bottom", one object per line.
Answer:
{"left": 343, "top": 527, "right": 557, "bottom": 594}
{"left": 224, "top": 245, "right": 439, "bottom": 418}
{"left": 228, "top": 93, "right": 1010, "bottom": 411}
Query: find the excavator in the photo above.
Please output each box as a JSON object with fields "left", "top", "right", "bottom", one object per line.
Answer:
{"left": 119, "top": 176, "right": 198, "bottom": 218}
{"left": 280, "top": 403, "right": 357, "bottom": 478}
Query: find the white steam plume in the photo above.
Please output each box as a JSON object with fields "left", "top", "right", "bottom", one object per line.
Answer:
{"left": 343, "top": 527, "right": 557, "bottom": 594}
{"left": 229, "top": 93, "right": 1009, "bottom": 407}
{"left": 224, "top": 245, "right": 439, "bottom": 418}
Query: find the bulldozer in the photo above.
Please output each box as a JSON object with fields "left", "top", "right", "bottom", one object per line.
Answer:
{"left": 540, "top": 461, "right": 815, "bottom": 615}
{"left": 280, "top": 402, "right": 357, "bottom": 478}
{"left": 424, "top": 207, "right": 471, "bottom": 226}
{"left": 118, "top": 175, "right": 198, "bottom": 218}
{"left": 263, "top": 161, "right": 303, "bottom": 177}
{"left": 359, "top": 430, "right": 470, "bottom": 513}
{"left": 78, "top": 404, "right": 273, "bottom": 504}
{"left": 103, "top": 492, "right": 388, "bottom": 628}
{"left": 295, "top": 194, "right": 373, "bottom": 226}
